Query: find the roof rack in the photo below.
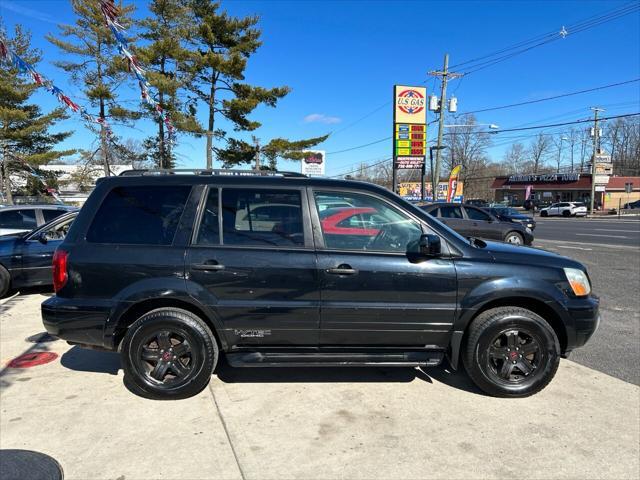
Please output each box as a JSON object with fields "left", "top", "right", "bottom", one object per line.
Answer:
{"left": 118, "top": 168, "right": 307, "bottom": 178}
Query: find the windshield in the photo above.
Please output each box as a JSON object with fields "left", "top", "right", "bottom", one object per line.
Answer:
{"left": 495, "top": 207, "right": 520, "bottom": 215}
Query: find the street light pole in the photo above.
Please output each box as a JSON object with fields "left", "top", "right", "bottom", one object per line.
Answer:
{"left": 556, "top": 135, "right": 568, "bottom": 172}
{"left": 589, "top": 107, "right": 604, "bottom": 215}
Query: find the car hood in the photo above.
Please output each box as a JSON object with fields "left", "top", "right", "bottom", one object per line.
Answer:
{"left": 480, "top": 240, "right": 584, "bottom": 270}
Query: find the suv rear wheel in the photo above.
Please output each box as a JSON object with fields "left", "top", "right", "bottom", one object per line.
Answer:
{"left": 462, "top": 307, "right": 560, "bottom": 397}
{"left": 121, "top": 308, "right": 218, "bottom": 400}
{"left": 562, "top": 209, "right": 571, "bottom": 217}
{"left": 0, "top": 266, "right": 10, "bottom": 298}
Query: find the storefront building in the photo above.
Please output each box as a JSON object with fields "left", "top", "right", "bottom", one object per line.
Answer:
{"left": 491, "top": 173, "right": 640, "bottom": 208}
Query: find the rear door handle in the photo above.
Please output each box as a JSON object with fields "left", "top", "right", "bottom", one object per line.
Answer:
{"left": 192, "top": 261, "right": 225, "bottom": 271}
{"left": 326, "top": 264, "right": 358, "bottom": 275}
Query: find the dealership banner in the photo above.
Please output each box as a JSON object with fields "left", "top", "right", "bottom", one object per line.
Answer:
{"left": 399, "top": 181, "right": 464, "bottom": 202}
{"left": 447, "top": 165, "right": 462, "bottom": 202}
{"left": 393, "top": 85, "right": 427, "bottom": 170}
{"left": 301, "top": 150, "right": 325, "bottom": 176}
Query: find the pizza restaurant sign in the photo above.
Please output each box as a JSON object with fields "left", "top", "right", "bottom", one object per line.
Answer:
{"left": 508, "top": 173, "right": 580, "bottom": 183}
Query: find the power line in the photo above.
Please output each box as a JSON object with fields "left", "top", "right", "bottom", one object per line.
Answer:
{"left": 487, "top": 112, "right": 639, "bottom": 134}
{"left": 452, "top": 2, "right": 639, "bottom": 74}
{"left": 462, "top": 78, "right": 640, "bottom": 115}
{"left": 326, "top": 136, "right": 391, "bottom": 155}
{"left": 328, "top": 157, "right": 392, "bottom": 178}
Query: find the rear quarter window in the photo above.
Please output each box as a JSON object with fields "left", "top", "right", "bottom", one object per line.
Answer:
{"left": 86, "top": 185, "right": 192, "bottom": 245}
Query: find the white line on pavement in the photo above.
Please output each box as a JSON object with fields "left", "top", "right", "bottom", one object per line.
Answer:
{"left": 534, "top": 239, "right": 640, "bottom": 250}
{"left": 555, "top": 245, "right": 593, "bottom": 251}
{"left": 592, "top": 229, "right": 640, "bottom": 233}
{"left": 575, "top": 233, "right": 629, "bottom": 238}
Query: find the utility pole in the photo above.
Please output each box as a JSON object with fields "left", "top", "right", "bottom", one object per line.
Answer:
{"left": 589, "top": 107, "right": 604, "bottom": 215}
{"left": 428, "top": 54, "right": 463, "bottom": 200}
{"left": 254, "top": 137, "right": 261, "bottom": 170}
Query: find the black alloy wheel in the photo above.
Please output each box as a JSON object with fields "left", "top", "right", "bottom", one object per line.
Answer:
{"left": 0, "top": 266, "right": 10, "bottom": 298}
{"left": 136, "top": 329, "right": 195, "bottom": 386}
{"left": 485, "top": 329, "right": 541, "bottom": 383}
{"left": 122, "top": 308, "right": 218, "bottom": 400}
{"left": 463, "top": 306, "right": 560, "bottom": 397}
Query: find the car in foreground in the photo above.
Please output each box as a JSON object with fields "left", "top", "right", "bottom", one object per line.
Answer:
{"left": 421, "top": 203, "right": 534, "bottom": 245}
{"left": 487, "top": 206, "right": 536, "bottom": 230}
{"left": 539, "top": 202, "right": 588, "bottom": 217}
{"left": 0, "top": 204, "right": 77, "bottom": 236}
{"left": 42, "top": 169, "right": 599, "bottom": 399}
{"left": 623, "top": 199, "right": 640, "bottom": 209}
{"left": 0, "top": 211, "right": 77, "bottom": 297}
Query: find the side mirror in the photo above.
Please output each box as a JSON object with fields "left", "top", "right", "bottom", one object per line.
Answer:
{"left": 419, "top": 234, "right": 441, "bottom": 257}
{"left": 36, "top": 232, "right": 48, "bottom": 244}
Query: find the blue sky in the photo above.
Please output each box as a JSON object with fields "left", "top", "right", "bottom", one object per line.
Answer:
{"left": 1, "top": 0, "right": 639, "bottom": 176}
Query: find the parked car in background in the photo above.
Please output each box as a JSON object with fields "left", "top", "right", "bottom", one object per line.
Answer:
{"left": 465, "top": 199, "right": 489, "bottom": 208}
{"left": 487, "top": 206, "right": 536, "bottom": 230}
{"left": 539, "top": 202, "right": 588, "bottom": 217}
{"left": 0, "top": 211, "right": 77, "bottom": 297}
{"left": 623, "top": 199, "right": 640, "bottom": 209}
{"left": 421, "top": 203, "right": 534, "bottom": 245}
{"left": 0, "top": 204, "right": 77, "bottom": 236}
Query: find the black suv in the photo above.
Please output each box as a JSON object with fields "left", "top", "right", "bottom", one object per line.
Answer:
{"left": 42, "top": 170, "right": 599, "bottom": 399}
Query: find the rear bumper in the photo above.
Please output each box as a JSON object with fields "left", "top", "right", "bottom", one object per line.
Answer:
{"left": 42, "top": 295, "right": 112, "bottom": 349}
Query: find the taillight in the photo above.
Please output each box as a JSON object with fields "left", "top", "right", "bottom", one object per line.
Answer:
{"left": 52, "top": 249, "right": 68, "bottom": 293}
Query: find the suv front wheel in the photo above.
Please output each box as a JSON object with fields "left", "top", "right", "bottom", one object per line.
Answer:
{"left": 121, "top": 308, "right": 218, "bottom": 400}
{"left": 463, "top": 307, "right": 560, "bottom": 397}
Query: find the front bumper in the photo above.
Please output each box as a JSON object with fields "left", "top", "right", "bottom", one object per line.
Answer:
{"left": 564, "top": 294, "right": 600, "bottom": 351}
{"left": 42, "top": 295, "right": 112, "bottom": 349}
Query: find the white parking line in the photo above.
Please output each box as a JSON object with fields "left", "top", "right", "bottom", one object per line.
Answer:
{"left": 555, "top": 245, "right": 593, "bottom": 251}
{"left": 593, "top": 229, "right": 640, "bottom": 233}
{"left": 534, "top": 239, "right": 640, "bottom": 250}
{"left": 575, "top": 233, "right": 629, "bottom": 238}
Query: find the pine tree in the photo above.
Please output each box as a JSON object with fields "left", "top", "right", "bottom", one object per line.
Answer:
{"left": 218, "top": 135, "right": 329, "bottom": 170}
{"left": 0, "top": 23, "right": 74, "bottom": 204}
{"left": 47, "top": 0, "right": 139, "bottom": 176}
{"left": 137, "top": 0, "right": 200, "bottom": 168}
{"left": 188, "top": 0, "right": 320, "bottom": 169}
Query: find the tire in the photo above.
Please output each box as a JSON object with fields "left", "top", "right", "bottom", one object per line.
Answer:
{"left": 562, "top": 210, "right": 571, "bottom": 217}
{"left": 504, "top": 231, "right": 523, "bottom": 245}
{"left": 0, "top": 266, "right": 10, "bottom": 298}
{"left": 462, "top": 307, "right": 560, "bottom": 398}
{"left": 540, "top": 210, "right": 548, "bottom": 217}
{"left": 121, "top": 308, "right": 218, "bottom": 400}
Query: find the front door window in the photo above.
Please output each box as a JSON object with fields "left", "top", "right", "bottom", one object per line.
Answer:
{"left": 314, "top": 191, "right": 422, "bottom": 252}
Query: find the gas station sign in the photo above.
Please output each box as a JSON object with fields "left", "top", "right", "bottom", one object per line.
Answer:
{"left": 393, "top": 85, "right": 427, "bottom": 170}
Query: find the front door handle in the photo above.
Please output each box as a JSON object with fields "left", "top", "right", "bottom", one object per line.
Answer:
{"left": 326, "top": 264, "right": 358, "bottom": 275}
{"left": 192, "top": 261, "right": 225, "bottom": 271}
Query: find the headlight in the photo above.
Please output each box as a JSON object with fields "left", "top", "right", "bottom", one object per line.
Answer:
{"left": 564, "top": 268, "right": 591, "bottom": 296}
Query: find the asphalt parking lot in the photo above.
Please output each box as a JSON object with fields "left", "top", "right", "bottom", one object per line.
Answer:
{"left": 1, "top": 217, "right": 639, "bottom": 479}
{"left": 533, "top": 217, "right": 640, "bottom": 385}
{"left": 1, "top": 292, "right": 639, "bottom": 479}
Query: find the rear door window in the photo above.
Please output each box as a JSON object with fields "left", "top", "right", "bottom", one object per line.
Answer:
{"left": 439, "top": 206, "right": 463, "bottom": 218}
{"left": 86, "top": 185, "right": 192, "bottom": 245}
{"left": 221, "top": 189, "right": 304, "bottom": 247}
{"left": 0, "top": 209, "right": 37, "bottom": 229}
{"left": 42, "top": 209, "right": 67, "bottom": 223}
{"left": 464, "top": 207, "right": 491, "bottom": 221}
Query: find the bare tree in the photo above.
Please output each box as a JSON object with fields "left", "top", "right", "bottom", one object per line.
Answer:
{"left": 443, "top": 114, "right": 493, "bottom": 197}
{"left": 503, "top": 142, "right": 528, "bottom": 173}
{"left": 603, "top": 118, "right": 640, "bottom": 175}
{"left": 528, "top": 133, "right": 551, "bottom": 173}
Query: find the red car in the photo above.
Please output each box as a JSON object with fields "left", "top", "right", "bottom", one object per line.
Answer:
{"left": 320, "top": 207, "right": 381, "bottom": 236}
